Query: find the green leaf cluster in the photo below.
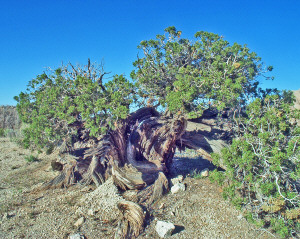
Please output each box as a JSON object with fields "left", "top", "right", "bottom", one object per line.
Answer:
{"left": 25, "top": 155, "right": 39, "bottom": 163}
{"left": 210, "top": 91, "right": 300, "bottom": 237}
{"left": 131, "top": 27, "right": 268, "bottom": 118}
{"left": 15, "top": 62, "right": 135, "bottom": 150}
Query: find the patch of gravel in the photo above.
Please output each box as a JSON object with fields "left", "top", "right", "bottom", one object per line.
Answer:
{"left": 139, "top": 176, "right": 276, "bottom": 239}
{"left": 77, "top": 178, "right": 123, "bottom": 220}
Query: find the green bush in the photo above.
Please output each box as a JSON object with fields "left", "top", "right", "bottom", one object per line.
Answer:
{"left": 4, "top": 129, "right": 16, "bottom": 138}
{"left": 131, "top": 26, "right": 272, "bottom": 118}
{"left": 211, "top": 91, "right": 300, "bottom": 238}
{"left": 0, "top": 128, "right": 4, "bottom": 137}
{"left": 25, "top": 155, "right": 39, "bottom": 163}
{"left": 14, "top": 61, "right": 135, "bottom": 150}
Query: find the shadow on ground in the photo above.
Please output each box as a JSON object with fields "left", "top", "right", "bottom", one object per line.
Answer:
{"left": 169, "top": 151, "right": 217, "bottom": 177}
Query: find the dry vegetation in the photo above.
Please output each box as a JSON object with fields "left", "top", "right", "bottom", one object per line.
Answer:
{"left": 0, "top": 106, "right": 20, "bottom": 130}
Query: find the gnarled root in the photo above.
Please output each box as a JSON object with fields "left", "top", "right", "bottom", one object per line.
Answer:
{"left": 115, "top": 201, "right": 145, "bottom": 239}
{"left": 138, "top": 172, "right": 169, "bottom": 206}
{"left": 81, "top": 156, "right": 106, "bottom": 187}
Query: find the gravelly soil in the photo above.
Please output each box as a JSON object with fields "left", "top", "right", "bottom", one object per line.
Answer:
{"left": 0, "top": 137, "right": 278, "bottom": 239}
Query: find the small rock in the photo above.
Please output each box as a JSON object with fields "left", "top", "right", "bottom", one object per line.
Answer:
{"left": 171, "top": 183, "right": 185, "bottom": 194}
{"left": 74, "top": 217, "right": 85, "bottom": 227}
{"left": 87, "top": 209, "right": 94, "bottom": 216}
{"left": 2, "top": 213, "right": 8, "bottom": 220}
{"left": 156, "top": 220, "right": 175, "bottom": 238}
{"left": 170, "top": 175, "right": 183, "bottom": 186}
{"left": 200, "top": 168, "right": 209, "bottom": 177}
{"left": 75, "top": 208, "right": 84, "bottom": 215}
{"left": 69, "top": 233, "right": 85, "bottom": 239}
{"left": 237, "top": 214, "right": 243, "bottom": 220}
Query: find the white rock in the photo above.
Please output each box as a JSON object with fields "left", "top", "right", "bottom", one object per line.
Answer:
{"left": 2, "top": 213, "right": 8, "bottom": 220}
{"left": 237, "top": 214, "right": 243, "bottom": 220}
{"left": 74, "top": 217, "right": 85, "bottom": 227}
{"left": 171, "top": 183, "right": 185, "bottom": 194}
{"left": 170, "top": 175, "right": 183, "bottom": 186}
{"left": 69, "top": 233, "right": 85, "bottom": 239}
{"left": 200, "top": 168, "right": 209, "bottom": 177}
{"left": 75, "top": 207, "right": 84, "bottom": 215}
{"left": 156, "top": 220, "right": 175, "bottom": 238}
{"left": 87, "top": 209, "right": 94, "bottom": 216}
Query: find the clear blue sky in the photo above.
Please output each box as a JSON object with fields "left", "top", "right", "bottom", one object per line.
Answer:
{"left": 0, "top": 0, "right": 299, "bottom": 105}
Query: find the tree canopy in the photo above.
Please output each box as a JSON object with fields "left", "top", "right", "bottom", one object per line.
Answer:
{"left": 14, "top": 61, "right": 135, "bottom": 150}
{"left": 131, "top": 26, "right": 272, "bottom": 118}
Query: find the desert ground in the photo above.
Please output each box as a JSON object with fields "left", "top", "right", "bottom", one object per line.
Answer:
{"left": 0, "top": 137, "right": 278, "bottom": 239}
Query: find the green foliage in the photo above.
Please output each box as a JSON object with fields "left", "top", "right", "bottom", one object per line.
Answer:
{"left": 209, "top": 170, "right": 226, "bottom": 186}
{"left": 131, "top": 26, "right": 271, "bottom": 118}
{"left": 191, "top": 169, "right": 202, "bottom": 179}
{"left": 15, "top": 61, "right": 135, "bottom": 150}
{"left": 25, "top": 155, "right": 38, "bottom": 163}
{"left": 4, "top": 129, "right": 16, "bottom": 138}
{"left": 0, "top": 128, "right": 4, "bottom": 137}
{"left": 212, "top": 91, "right": 300, "bottom": 237}
{"left": 270, "top": 218, "right": 289, "bottom": 238}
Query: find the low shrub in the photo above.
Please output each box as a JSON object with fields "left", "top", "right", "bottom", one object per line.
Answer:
{"left": 4, "top": 129, "right": 16, "bottom": 138}
{"left": 0, "top": 128, "right": 4, "bottom": 137}
{"left": 25, "top": 155, "right": 39, "bottom": 163}
{"left": 210, "top": 92, "right": 300, "bottom": 238}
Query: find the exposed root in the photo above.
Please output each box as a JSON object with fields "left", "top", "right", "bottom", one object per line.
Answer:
{"left": 38, "top": 163, "right": 78, "bottom": 191}
{"left": 138, "top": 172, "right": 169, "bottom": 206}
{"left": 112, "top": 165, "right": 146, "bottom": 190}
{"left": 122, "top": 190, "right": 139, "bottom": 203}
{"left": 81, "top": 156, "right": 106, "bottom": 187}
{"left": 115, "top": 201, "right": 145, "bottom": 239}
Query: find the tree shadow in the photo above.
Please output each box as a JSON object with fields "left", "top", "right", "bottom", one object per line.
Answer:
{"left": 172, "top": 225, "right": 185, "bottom": 235}
{"left": 169, "top": 154, "right": 217, "bottom": 178}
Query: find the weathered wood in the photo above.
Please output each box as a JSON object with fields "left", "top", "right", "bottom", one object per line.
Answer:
{"left": 44, "top": 107, "right": 231, "bottom": 238}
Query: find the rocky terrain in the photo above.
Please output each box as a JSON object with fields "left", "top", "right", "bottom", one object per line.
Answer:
{"left": 0, "top": 137, "right": 278, "bottom": 239}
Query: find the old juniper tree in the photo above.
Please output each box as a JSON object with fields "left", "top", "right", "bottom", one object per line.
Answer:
{"left": 15, "top": 27, "right": 299, "bottom": 238}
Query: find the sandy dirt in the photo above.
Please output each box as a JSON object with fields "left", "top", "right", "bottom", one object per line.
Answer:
{"left": 0, "top": 137, "right": 278, "bottom": 239}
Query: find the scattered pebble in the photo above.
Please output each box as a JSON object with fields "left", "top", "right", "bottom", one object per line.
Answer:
{"left": 156, "top": 220, "right": 175, "bottom": 238}
{"left": 200, "top": 168, "right": 209, "bottom": 177}
{"left": 74, "top": 217, "right": 85, "bottom": 227}
{"left": 171, "top": 183, "right": 186, "bottom": 194}
{"left": 69, "top": 233, "right": 85, "bottom": 239}
{"left": 87, "top": 209, "right": 94, "bottom": 216}
{"left": 2, "top": 213, "right": 8, "bottom": 220}
{"left": 170, "top": 175, "right": 183, "bottom": 186}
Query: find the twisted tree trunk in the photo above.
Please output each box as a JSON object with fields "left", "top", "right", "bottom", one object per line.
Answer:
{"left": 44, "top": 107, "right": 231, "bottom": 238}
